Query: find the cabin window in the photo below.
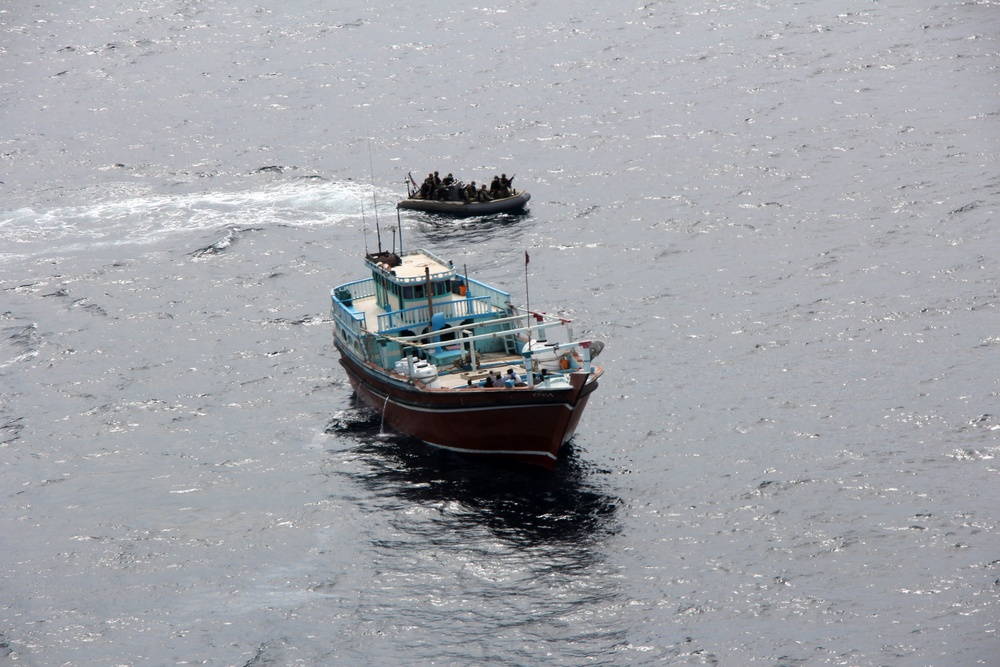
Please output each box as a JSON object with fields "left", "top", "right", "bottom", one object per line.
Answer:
{"left": 403, "top": 286, "right": 413, "bottom": 299}
{"left": 413, "top": 285, "right": 425, "bottom": 299}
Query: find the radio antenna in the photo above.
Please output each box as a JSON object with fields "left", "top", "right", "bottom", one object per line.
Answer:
{"left": 367, "top": 137, "right": 382, "bottom": 252}
{"left": 361, "top": 199, "right": 369, "bottom": 254}
{"left": 396, "top": 207, "right": 404, "bottom": 255}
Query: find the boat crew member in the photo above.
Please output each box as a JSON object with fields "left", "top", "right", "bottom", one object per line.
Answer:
{"left": 420, "top": 173, "right": 433, "bottom": 198}
{"left": 500, "top": 173, "right": 512, "bottom": 195}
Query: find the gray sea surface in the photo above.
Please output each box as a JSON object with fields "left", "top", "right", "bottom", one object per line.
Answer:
{"left": 2, "top": 1, "right": 998, "bottom": 665}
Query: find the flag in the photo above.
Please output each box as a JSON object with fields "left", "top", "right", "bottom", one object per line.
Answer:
{"left": 525, "top": 250, "right": 530, "bottom": 265}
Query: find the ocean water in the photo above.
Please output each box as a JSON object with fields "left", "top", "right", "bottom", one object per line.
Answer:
{"left": 2, "top": 1, "right": 998, "bottom": 665}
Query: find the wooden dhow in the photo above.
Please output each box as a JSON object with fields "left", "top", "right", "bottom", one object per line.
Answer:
{"left": 331, "top": 246, "right": 603, "bottom": 470}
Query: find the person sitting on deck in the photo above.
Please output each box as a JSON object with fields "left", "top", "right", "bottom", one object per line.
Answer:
{"left": 477, "top": 184, "right": 492, "bottom": 202}
{"left": 490, "top": 175, "right": 501, "bottom": 198}
{"left": 504, "top": 368, "right": 519, "bottom": 387}
{"left": 464, "top": 181, "right": 477, "bottom": 203}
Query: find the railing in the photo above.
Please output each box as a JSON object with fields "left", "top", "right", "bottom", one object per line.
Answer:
{"left": 365, "top": 248, "right": 456, "bottom": 285}
{"left": 377, "top": 296, "right": 494, "bottom": 332}
{"left": 331, "top": 281, "right": 370, "bottom": 338}
{"left": 336, "top": 277, "right": 376, "bottom": 301}
{"left": 466, "top": 277, "right": 510, "bottom": 310}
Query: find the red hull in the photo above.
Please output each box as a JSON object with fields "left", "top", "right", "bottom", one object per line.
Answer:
{"left": 337, "top": 345, "right": 600, "bottom": 470}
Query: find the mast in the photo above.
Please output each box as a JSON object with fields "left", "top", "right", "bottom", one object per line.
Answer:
{"left": 424, "top": 266, "right": 434, "bottom": 321}
{"left": 367, "top": 137, "right": 382, "bottom": 252}
{"left": 524, "top": 250, "right": 534, "bottom": 388}
{"left": 396, "top": 208, "right": 404, "bottom": 255}
{"left": 361, "top": 200, "right": 369, "bottom": 255}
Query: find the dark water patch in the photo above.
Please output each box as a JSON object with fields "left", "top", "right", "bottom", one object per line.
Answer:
{"left": 266, "top": 314, "right": 325, "bottom": 327}
{"left": 410, "top": 209, "right": 531, "bottom": 248}
{"left": 328, "top": 395, "right": 621, "bottom": 541}
{"left": 241, "top": 639, "right": 293, "bottom": 666}
{"left": 745, "top": 478, "right": 816, "bottom": 500}
{"left": 36, "top": 287, "right": 108, "bottom": 317}
{"left": 188, "top": 226, "right": 264, "bottom": 258}
{"left": 0, "top": 417, "right": 25, "bottom": 446}
{"left": 336, "top": 422, "right": 621, "bottom": 549}
{"left": 325, "top": 407, "right": 384, "bottom": 433}
{"left": 5, "top": 322, "right": 39, "bottom": 350}
{"left": 251, "top": 166, "right": 327, "bottom": 181}
{"left": 70, "top": 297, "right": 108, "bottom": 316}
{"left": 0, "top": 636, "right": 14, "bottom": 661}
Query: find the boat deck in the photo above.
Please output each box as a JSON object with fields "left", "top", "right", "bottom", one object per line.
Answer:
{"left": 428, "top": 357, "right": 574, "bottom": 391}
{"left": 435, "top": 358, "right": 526, "bottom": 389}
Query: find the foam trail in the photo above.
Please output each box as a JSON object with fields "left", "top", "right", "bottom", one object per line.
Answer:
{"left": 0, "top": 180, "right": 399, "bottom": 262}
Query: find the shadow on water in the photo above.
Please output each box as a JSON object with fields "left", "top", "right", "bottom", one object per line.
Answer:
{"left": 402, "top": 209, "right": 532, "bottom": 248}
{"left": 325, "top": 399, "right": 621, "bottom": 550}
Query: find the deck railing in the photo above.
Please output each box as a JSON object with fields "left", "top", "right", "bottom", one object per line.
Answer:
{"left": 330, "top": 279, "right": 371, "bottom": 338}
{"left": 466, "top": 277, "right": 510, "bottom": 310}
{"left": 377, "top": 296, "right": 494, "bottom": 332}
{"left": 333, "top": 273, "right": 512, "bottom": 337}
{"left": 337, "top": 277, "right": 376, "bottom": 301}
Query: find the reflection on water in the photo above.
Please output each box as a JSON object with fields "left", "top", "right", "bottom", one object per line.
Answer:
{"left": 324, "top": 403, "right": 627, "bottom": 666}
{"left": 403, "top": 209, "right": 532, "bottom": 248}
{"left": 325, "top": 401, "right": 620, "bottom": 551}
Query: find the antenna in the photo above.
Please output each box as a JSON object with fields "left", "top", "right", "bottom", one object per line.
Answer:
{"left": 524, "top": 249, "right": 533, "bottom": 341}
{"left": 396, "top": 208, "right": 404, "bottom": 255}
{"left": 367, "top": 137, "right": 382, "bottom": 252}
{"left": 361, "top": 200, "right": 369, "bottom": 254}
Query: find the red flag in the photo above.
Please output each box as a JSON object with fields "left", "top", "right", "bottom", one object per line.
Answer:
{"left": 525, "top": 250, "right": 530, "bottom": 265}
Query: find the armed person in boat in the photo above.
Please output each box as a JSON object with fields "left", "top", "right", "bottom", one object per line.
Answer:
{"left": 502, "top": 173, "right": 514, "bottom": 195}
{"left": 410, "top": 170, "right": 517, "bottom": 201}
{"left": 488, "top": 173, "right": 516, "bottom": 199}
